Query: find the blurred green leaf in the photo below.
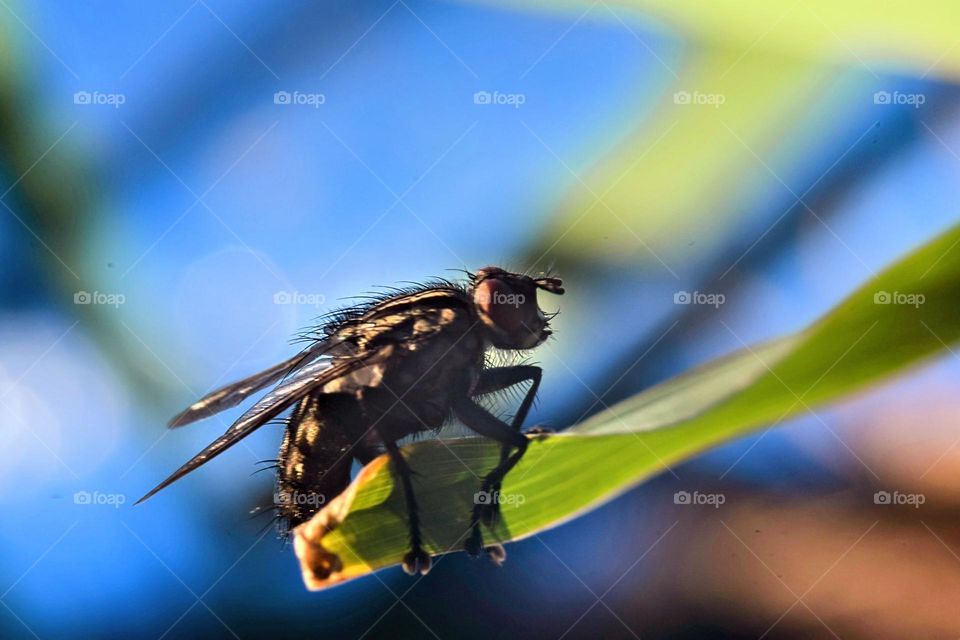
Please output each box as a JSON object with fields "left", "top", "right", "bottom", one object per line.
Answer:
{"left": 296, "top": 221, "right": 960, "bottom": 590}
{"left": 525, "top": 48, "right": 839, "bottom": 267}
{"left": 483, "top": 0, "right": 960, "bottom": 79}
{"left": 503, "top": 0, "right": 960, "bottom": 267}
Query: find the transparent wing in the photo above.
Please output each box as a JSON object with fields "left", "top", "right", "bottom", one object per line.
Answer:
{"left": 167, "top": 339, "right": 339, "bottom": 428}
{"left": 137, "top": 347, "right": 382, "bottom": 504}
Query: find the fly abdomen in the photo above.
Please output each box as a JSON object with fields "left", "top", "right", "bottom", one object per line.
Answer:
{"left": 275, "top": 393, "right": 360, "bottom": 534}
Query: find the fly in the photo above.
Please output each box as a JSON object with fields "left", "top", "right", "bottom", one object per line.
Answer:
{"left": 137, "top": 266, "right": 564, "bottom": 577}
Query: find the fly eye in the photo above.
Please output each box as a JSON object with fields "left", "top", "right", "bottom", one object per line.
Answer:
{"left": 474, "top": 277, "right": 512, "bottom": 310}
{"left": 473, "top": 278, "right": 531, "bottom": 332}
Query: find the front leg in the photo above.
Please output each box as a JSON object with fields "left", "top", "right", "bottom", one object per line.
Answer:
{"left": 473, "top": 365, "right": 542, "bottom": 431}
{"left": 474, "top": 365, "right": 545, "bottom": 501}
{"left": 452, "top": 396, "right": 532, "bottom": 558}
{"left": 474, "top": 365, "right": 543, "bottom": 483}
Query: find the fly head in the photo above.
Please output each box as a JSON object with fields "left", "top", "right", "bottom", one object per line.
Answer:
{"left": 470, "top": 266, "right": 564, "bottom": 350}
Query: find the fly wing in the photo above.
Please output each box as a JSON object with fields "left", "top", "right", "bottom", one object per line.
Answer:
{"left": 136, "top": 346, "right": 386, "bottom": 504}
{"left": 167, "top": 339, "right": 339, "bottom": 428}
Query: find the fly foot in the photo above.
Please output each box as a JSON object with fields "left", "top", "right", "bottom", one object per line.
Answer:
{"left": 524, "top": 425, "right": 554, "bottom": 439}
{"left": 464, "top": 528, "right": 506, "bottom": 567}
{"left": 485, "top": 543, "right": 506, "bottom": 567}
{"left": 402, "top": 546, "right": 432, "bottom": 576}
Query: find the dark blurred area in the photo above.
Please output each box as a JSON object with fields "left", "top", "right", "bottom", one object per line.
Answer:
{"left": 1, "top": 1, "right": 959, "bottom": 638}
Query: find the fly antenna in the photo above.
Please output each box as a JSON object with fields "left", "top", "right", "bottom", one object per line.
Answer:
{"left": 534, "top": 276, "right": 564, "bottom": 295}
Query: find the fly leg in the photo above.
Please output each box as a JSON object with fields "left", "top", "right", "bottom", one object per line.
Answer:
{"left": 454, "top": 390, "right": 538, "bottom": 560}
{"left": 461, "top": 366, "right": 544, "bottom": 560}
{"left": 382, "top": 436, "right": 432, "bottom": 575}
{"left": 472, "top": 365, "right": 544, "bottom": 519}
{"left": 473, "top": 366, "right": 542, "bottom": 433}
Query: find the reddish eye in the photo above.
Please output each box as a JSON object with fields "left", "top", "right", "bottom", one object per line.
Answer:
{"left": 474, "top": 278, "right": 528, "bottom": 333}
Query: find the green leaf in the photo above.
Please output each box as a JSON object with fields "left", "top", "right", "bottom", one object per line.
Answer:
{"left": 483, "top": 0, "right": 960, "bottom": 80}
{"left": 524, "top": 49, "right": 843, "bottom": 267}
{"left": 503, "top": 0, "right": 960, "bottom": 268}
{"left": 295, "top": 222, "right": 960, "bottom": 589}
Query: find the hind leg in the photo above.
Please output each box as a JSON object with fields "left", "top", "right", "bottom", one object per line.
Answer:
{"left": 382, "top": 436, "right": 432, "bottom": 575}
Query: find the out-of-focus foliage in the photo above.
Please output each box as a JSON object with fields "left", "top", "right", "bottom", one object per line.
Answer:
{"left": 2, "top": 0, "right": 959, "bottom": 637}
{"left": 528, "top": 51, "right": 836, "bottom": 265}
{"left": 485, "top": 1, "right": 960, "bottom": 78}
{"left": 478, "top": 0, "right": 960, "bottom": 265}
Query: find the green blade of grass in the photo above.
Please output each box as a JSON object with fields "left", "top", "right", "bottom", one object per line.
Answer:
{"left": 295, "top": 222, "right": 960, "bottom": 590}
{"left": 478, "top": 0, "right": 960, "bottom": 80}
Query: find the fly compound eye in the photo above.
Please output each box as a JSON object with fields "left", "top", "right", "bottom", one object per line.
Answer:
{"left": 474, "top": 277, "right": 527, "bottom": 334}
{"left": 473, "top": 276, "right": 547, "bottom": 350}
